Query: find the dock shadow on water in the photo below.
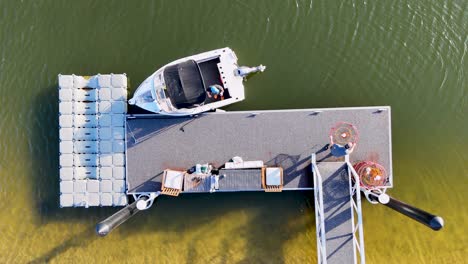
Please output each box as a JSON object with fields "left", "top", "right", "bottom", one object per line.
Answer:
{"left": 29, "top": 87, "right": 315, "bottom": 262}
{"left": 29, "top": 228, "right": 97, "bottom": 264}
{"left": 118, "top": 192, "right": 315, "bottom": 263}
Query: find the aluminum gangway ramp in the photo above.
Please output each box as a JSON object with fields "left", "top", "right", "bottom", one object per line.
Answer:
{"left": 312, "top": 159, "right": 365, "bottom": 264}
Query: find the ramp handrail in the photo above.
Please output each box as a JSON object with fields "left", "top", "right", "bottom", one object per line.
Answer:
{"left": 346, "top": 159, "right": 366, "bottom": 264}
{"left": 311, "top": 154, "right": 327, "bottom": 264}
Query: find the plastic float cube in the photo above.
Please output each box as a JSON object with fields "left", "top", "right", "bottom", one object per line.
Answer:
{"left": 100, "top": 180, "right": 113, "bottom": 193}
{"left": 74, "top": 167, "right": 98, "bottom": 180}
{"left": 60, "top": 194, "right": 74, "bottom": 207}
{"left": 113, "top": 193, "right": 128, "bottom": 206}
{"left": 58, "top": 74, "right": 128, "bottom": 207}
{"left": 98, "top": 88, "right": 111, "bottom": 101}
{"left": 59, "top": 141, "right": 73, "bottom": 154}
{"left": 100, "top": 193, "right": 113, "bottom": 206}
{"left": 59, "top": 89, "right": 73, "bottom": 101}
{"left": 60, "top": 181, "right": 74, "bottom": 193}
{"left": 59, "top": 128, "right": 73, "bottom": 141}
{"left": 99, "top": 167, "right": 113, "bottom": 180}
{"left": 87, "top": 193, "right": 100, "bottom": 207}
{"left": 112, "top": 180, "right": 126, "bottom": 193}
{"left": 112, "top": 167, "right": 125, "bottom": 180}
{"left": 60, "top": 168, "right": 74, "bottom": 181}
{"left": 74, "top": 115, "right": 98, "bottom": 128}
{"left": 87, "top": 180, "right": 100, "bottom": 193}
{"left": 59, "top": 115, "right": 73, "bottom": 127}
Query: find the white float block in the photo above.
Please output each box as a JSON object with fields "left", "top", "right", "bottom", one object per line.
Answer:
{"left": 59, "top": 115, "right": 73, "bottom": 128}
{"left": 59, "top": 102, "right": 73, "bottom": 114}
{"left": 98, "top": 88, "right": 111, "bottom": 101}
{"left": 87, "top": 193, "right": 100, "bottom": 206}
{"left": 59, "top": 128, "right": 73, "bottom": 141}
{"left": 60, "top": 194, "right": 74, "bottom": 207}
{"left": 74, "top": 180, "right": 87, "bottom": 193}
{"left": 99, "top": 140, "right": 112, "bottom": 153}
{"left": 73, "top": 193, "right": 87, "bottom": 207}
{"left": 60, "top": 181, "right": 74, "bottom": 193}
{"left": 98, "top": 101, "right": 112, "bottom": 114}
{"left": 60, "top": 167, "right": 74, "bottom": 181}
{"left": 113, "top": 153, "right": 125, "bottom": 166}
{"left": 99, "top": 166, "right": 113, "bottom": 179}
{"left": 97, "top": 74, "right": 111, "bottom": 87}
{"left": 73, "top": 75, "right": 88, "bottom": 88}
{"left": 100, "top": 193, "right": 113, "bottom": 206}
{"left": 74, "top": 167, "right": 98, "bottom": 180}
{"left": 111, "top": 114, "right": 124, "bottom": 127}
{"left": 111, "top": 88, "right": 127, "bottom": 101}
{"left": 58, "top": 75, "right": 73, "bottom": 88}
{"left": 74, "top": 115, "right": 98, "bottom": 128}
{"left": 113, "top": 193, "right": 128, "bottom": 206}
{"left": 74, "top": 102, "right": 98, "bottom": 115}
{"left": 113, "top": 166, "right": 125, "bottom": 180}
{"left": 113, "top": 140, "right": 125, "bottom": 153}
{"left": 100, "top": 180, "right": 113, "bottom": 192}
{"left": 59, "top": 89, "right": 73, "bottom": 101}
{"left": 111, "top": 74, "right": 127, "bottom": 88}
{"left": 98, "top": 114, "right": 111, "bottom": 127}
{"left": 113, "top": 180, "right": 126, "bottom": 193}
{"left": 73, "top": 75, "right": 98, "bottom": 89}
{"left": 112, "top": 127, "right": 125, "bottom": 140}
{"left": 74, "top": 89, "right": 97, "bottom": 101}
{"left": 74, "top": 154, "right": 98, "bottom": 167}
{"left": 99, "top": 154, "right": 113, "bottom": 166}
{"left": 98, "top": 127, "right": 112, "bottom": 140}
{"left": 59, "top": 154, "right": 74, "bottom": 167}
{"left": 74, "top": 141, "right": 98, "bottom": 153}
{"left": 87, "top": 180, "right": 100, "bottom": 193}
{"left": 59, "top": 141, "right": 73, "bottom": 154}
{"left": 111, "top": 101, "right": 126, "bottom": 114}
{"left": 74, "top": 128, "right": 97, "bottom": 140}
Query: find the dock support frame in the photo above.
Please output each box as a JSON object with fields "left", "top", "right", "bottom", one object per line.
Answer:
{"left": 346, "top": 156, "right": 366, "bottom": 264}
{"left": 311, "top": 154, "right": 327, "bottom": 264}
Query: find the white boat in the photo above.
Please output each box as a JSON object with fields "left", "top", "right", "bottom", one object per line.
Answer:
{"left": 128, "top": 47, "right": 265, "bottom": 115}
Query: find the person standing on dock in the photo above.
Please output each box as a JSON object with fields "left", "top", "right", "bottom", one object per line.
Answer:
{"left": 329, "top": 135, "right": 356, "bottom": 157}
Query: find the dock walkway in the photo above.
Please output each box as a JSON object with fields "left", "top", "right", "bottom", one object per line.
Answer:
{"left": 125, "top": 107, "right": 392, "bottom": 194}
{"left": 318, "top": 162, "right": 354, "bottom": 263}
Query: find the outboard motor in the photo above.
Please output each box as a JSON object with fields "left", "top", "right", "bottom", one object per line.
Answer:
{"left": 235, "top": 65, "right": 266, "bottom": 78}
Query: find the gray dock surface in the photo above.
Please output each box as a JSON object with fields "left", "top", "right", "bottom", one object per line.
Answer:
{"left": 318, "top": 162, "right": 354, "bottom": 263}
{"left": 125, "top": 107, "right": 392, "bottom": 194}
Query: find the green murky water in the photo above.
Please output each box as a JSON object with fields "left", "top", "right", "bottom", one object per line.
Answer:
{"left": 0, "top": 0, "right": 466, "bottom": 263}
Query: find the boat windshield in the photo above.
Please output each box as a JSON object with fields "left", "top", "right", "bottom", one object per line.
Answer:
{"left": 163, "top": 60, "right": 206, "bottom": 109}
{"left": 136, "top": 89, "right": 154, "bottom": 103}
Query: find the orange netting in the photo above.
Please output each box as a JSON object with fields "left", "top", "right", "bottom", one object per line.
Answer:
{"left": 353, "top": 161, "right": 388, "bottom": 189}
{"left": 329, "top": 122, "right": 359, "bottom": 146}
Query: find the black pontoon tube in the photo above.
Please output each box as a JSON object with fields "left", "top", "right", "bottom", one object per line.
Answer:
{"left": 372, "top": 194, "right": 444, "bottom": 231}
{"left": 95, "top": 198, "right": 142, "bottom": 237}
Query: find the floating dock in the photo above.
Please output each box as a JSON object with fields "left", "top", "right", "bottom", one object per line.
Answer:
{"left": 58, "top": 73, "right": 395, "bottom": 264}
{"left": 58, "top": 74, "right": 129, "bottom": 207}
{"left": 125, "top": 108, "right": 392, "bottom": 194}
{"left": 58, "top": 72, "right": 448, "bottom": 264}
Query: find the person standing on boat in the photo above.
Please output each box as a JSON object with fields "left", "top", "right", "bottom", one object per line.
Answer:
{"left": 207, "top": 84, "right": 224, "bottom": 100}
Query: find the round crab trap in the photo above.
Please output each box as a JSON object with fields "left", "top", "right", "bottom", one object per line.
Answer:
{"left": 353, "top": 161, "right": 388, "bottom": 189}
{"left": 329, "top": 122, "right": 359, "bottom": 146}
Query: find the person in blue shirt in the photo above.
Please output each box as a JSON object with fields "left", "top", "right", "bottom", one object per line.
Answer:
{"left": 329, "top": 135, "right": 355, "bottom": 157}
{"left": 206, "top": 84, "right": 224, "bottom": 100}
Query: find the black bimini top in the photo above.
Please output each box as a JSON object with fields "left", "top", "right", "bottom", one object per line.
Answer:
{"left": 163, "top": 60, "right": 206, "bottom": 109}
